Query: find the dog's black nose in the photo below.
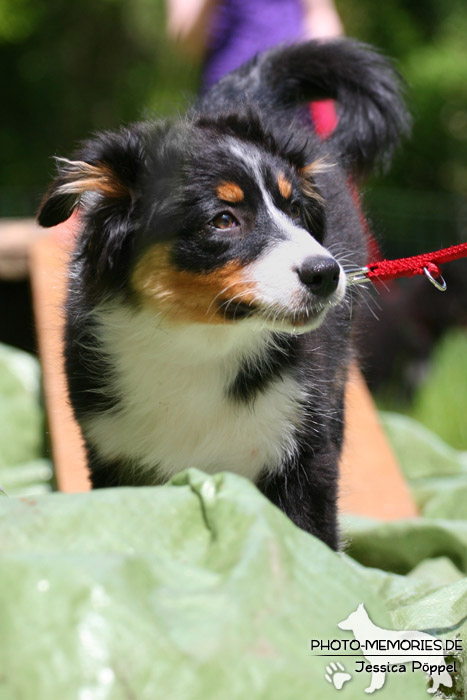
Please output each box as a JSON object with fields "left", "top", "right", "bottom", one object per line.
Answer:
{"left": 296, "top": 256, "right": 340, "bottom": 297}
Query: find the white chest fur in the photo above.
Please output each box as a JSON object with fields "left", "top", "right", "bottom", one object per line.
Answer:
{"left": 82, "top": 303, "right": 305, "bottom": 482}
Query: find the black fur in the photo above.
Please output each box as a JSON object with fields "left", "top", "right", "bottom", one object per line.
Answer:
{"left": 38, "top": 40, "right": 409, "bottom": 549}
{"left": 198, "top": 39, "right": 410, "bottom": 177}
{"left": 227, "top": 333, "right": 299, "bottom": 403}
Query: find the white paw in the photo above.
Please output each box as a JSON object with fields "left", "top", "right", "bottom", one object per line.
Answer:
{"left": 325, "top": 661, "right": 352, "bottom": 690}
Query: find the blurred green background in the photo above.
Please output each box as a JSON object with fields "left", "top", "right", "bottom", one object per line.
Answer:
{"left": 1, "top": 0, "right": 466, "bottom": 217}
{"left": 0, "top": 0, "right": 466, "bottom": 449}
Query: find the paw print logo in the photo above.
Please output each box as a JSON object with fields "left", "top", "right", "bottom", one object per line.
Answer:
{"left": 325, "top": 662, "right": 352, "bottom": 691}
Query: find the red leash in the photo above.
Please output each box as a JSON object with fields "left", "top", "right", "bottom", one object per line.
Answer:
{"left": 347, "top": 242, "right": 467, "bottom": 292}
{"left": 309, "top": 103, "right": 467, "bottom": 293}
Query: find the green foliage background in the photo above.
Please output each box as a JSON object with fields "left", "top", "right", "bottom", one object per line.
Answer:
{"left": 1, "top": 0, "right": 466, "bottom": 218}
{"left": 0, "top": 0, "right": 199, "bottom": 215}
{"left": 337, "top": 0, "right": 467, "bottom": 197}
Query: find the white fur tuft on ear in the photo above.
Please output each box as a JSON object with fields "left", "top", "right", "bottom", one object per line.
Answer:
{"left": 54, "top": 158, "right": 130, "bottom": 199}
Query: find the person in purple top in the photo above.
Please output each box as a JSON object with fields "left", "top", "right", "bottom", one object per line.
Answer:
{"left": 166, "top": 0, "right": 343, "bottom": 91}
{"left": 201, "top": 0, "right": 304, "bottom": 90}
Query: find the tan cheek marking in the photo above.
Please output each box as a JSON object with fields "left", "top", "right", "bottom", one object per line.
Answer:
{"left": 277, "top": 173, "right": 292, "bottom": 199}
{"left": 132, "top": 244, "right": 257, "bottom": 324}
{"left": 216, "top": 181, "right": 244, "bottom": 203}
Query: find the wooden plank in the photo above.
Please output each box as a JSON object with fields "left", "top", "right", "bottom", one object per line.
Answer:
{"left": 29, "top": 219, "right": 418, "bottom": 518}
{"left": 340, "top": 364, "right": 418, "bottom": 519}
{"left": 0, "top": 218, "right": 48, "bottom": 280}
{"left": 29, "top": 218, "right": 90, "bottom": 492}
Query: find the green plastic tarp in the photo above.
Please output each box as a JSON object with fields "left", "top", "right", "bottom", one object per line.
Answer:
{"left": 0, "top": 343, "right": 52, "bottom": 495}
{"left": 1, "top": 461, "right": 466, "bottom": 699}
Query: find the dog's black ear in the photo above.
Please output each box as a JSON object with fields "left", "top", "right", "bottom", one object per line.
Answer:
{"left": 37, "top": 127, "right": 146, "bottom": 228}
{"left": 37, "top": 158, "right": 131, "bottom": 227}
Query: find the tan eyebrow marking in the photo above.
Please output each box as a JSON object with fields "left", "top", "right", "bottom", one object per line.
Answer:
{"left": 277, "top": 173, "right": 292, "bottom": 199}
{"left": 216, "top": 182, "right": 244, "bottom": 203}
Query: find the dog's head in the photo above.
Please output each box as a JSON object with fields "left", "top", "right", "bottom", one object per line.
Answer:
{"left": 38, "top": 40, "right": 409, "bottom": 335}
{"left": 38, "top": 113, "right": 346, "bottom": 332}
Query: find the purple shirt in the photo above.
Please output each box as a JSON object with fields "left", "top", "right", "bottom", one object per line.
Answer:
{"left": 202, "top": 0, "right": 304, "bottom": 90}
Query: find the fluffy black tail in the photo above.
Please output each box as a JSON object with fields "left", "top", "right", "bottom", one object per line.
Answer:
{"left": 199, "top": 39, "right": 411, "bottom": 178}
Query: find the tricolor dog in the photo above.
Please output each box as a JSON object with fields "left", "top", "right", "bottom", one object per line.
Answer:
{"left": 38, "top": 40, "right": 409, "bottom": 549}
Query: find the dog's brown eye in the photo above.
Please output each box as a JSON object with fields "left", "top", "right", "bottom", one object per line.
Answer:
{"left": 211, "top": 212, "right": 239, "bottom": 230}
{"left": 290, "top": 202, "right": 301, "bottom": 219}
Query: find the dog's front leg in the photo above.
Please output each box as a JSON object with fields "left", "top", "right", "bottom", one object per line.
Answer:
{"left": 85, "top": 443, "right": 162, "bottom": 488}
{"left": 255, "top": 443, "right": 340, "bottom": 550}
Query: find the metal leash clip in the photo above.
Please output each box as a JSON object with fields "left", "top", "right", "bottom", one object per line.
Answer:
{"left": 345, "top": 267, "right": 370, "bottom": 286}
{"left": 423, "top": 266, "right": 447, "bottom": 292}
{"left": 346, "top": 265, "right": 448, "bottom": 292}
